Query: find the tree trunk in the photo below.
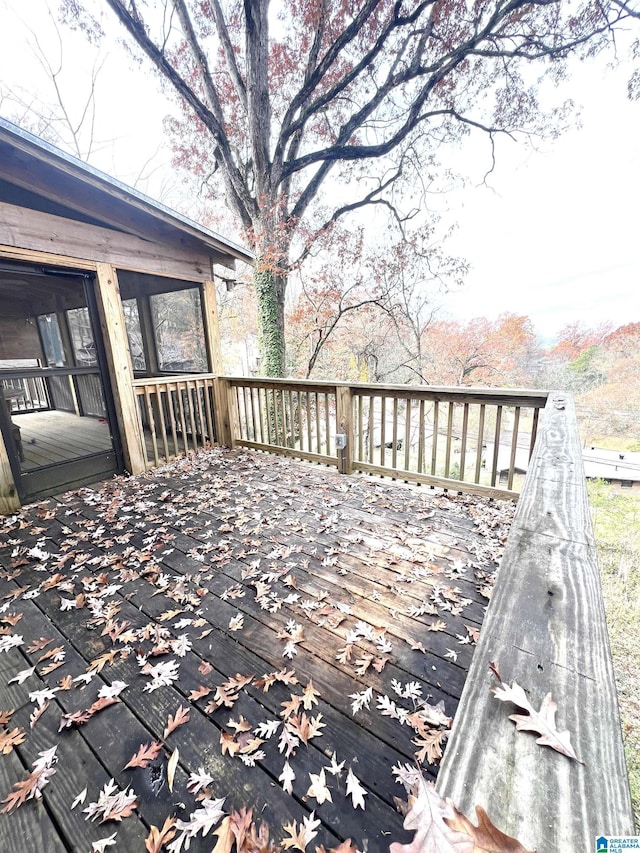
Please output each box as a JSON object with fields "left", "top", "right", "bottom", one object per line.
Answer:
{"left": 254, "top": 266, "right": 286, "bottom": 376}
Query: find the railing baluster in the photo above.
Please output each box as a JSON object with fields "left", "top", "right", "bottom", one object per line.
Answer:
{"left": 288, "top": 390, "right": 295, "bottom": 449}
{"left": 324, "top": 393, "right": 331, "bottom": 455}
{"left": 305, "top": 392, "right": 312, "bottom": 452}
{"left": 417, "top": 399, "right": 425, "bottom": 474}
{"left": 313, "top": 392, "right": 320, "bottom": 454}
{"left": 176, "top": 383, "right": 189, "bottom": 454}
{"left": 158, "top": 384, "right": 170, "bottom": 460}
{"left": 265, "top": 389, "right": 273, "bottom": 446}
{"left": 380, "top": 396, "right": 386, "bottom": 468}
{"left": 444, "top": 402, "right": 454, "bottom": 479}
{"left": 167, "top": 384, "right": 179, "bottom": 457}
{"left": 368, "top": 395, "right": 375, "bottom": 464}
{"left": 459, "top": 402, "right": 469, "bottom": 482}
{"left": 143, "top": 386, "right": 159, "bottom": 468}
{"left": 475, "top": 404, "right": 485, "bottom": 484}
{"left": 194, "top": 381, "right": 207, "bottom": 449}
{"left": 297, "top": 391, "right": 303, "bottom": 451}
{"left": 490, "top": 405, "right": 503, "bottom": 487}
{"left": 203, "top": 380, "right": 215, "bottom": 445}
{"left": 431, "top": 401, "right": 439, "bottom": 476}
{"left": 404, "top": 398, "right": 411, "bottom": 471}
{"left": 529, "top": 406, "right": 540, "bottom": 461}
{"left": 507, "top": 406, "right": 521, "bottom": 490}
{"left": 392, "top": 397, "right": 398, "bottom": 470}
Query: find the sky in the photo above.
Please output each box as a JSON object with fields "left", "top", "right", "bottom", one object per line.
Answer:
{"left": 0, "top": 0, "right": 638, "bottom": 343}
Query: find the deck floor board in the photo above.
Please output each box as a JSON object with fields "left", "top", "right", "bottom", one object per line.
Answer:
{"left": 0, "top": 448, "right": 514, "bottom": 852}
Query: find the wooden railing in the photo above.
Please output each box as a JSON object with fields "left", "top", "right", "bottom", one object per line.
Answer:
{"left": 224, "top": 377, "right": 549, "bottom": 499}
{"left": 0, "top": 367, "right": 107, "bottom": 418}
{"left": 436, "top": 391, "right": 634, "bottom": 848}
{"left": 132, "top": 373, "right": 217, "bottom": 468}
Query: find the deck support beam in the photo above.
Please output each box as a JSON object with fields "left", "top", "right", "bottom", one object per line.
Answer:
{"left": 94, "top": 263, "right": 147, "bottom": 475}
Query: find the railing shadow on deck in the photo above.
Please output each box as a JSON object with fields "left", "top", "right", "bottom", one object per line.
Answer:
{"left": 436, "top": 391, "right": 634, "bottom": 849}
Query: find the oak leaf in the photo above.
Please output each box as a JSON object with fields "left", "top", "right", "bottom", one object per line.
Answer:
{"left": 0, "top": 727, "right": 26, "bottom": 754}
{"left": 445, "top": 804, "right": 534, "bottom": 852}
{"left": 345, "top": 768, "right": 366, "bottom": 810}
{"left": 145, "top": 817, "right": 177, "bottom": 853}
{"left": 163, "top": 705, "right": 190, "bottom": 739}
{"left": 124, "top": 741, "right": 163, "bottom": 770}
{"left": 282, "top": 812, "right": 321, "bottom": 851}
{"left": 491, "top": 680, "right": 578, "bottom": 761}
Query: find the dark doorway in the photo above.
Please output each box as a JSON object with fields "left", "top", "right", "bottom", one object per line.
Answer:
{"left": 0, "top": 263, "right": 123, "bottom": 503}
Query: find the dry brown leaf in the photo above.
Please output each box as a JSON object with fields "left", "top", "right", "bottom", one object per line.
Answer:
{"left": 26, "top": 637, "right": 52, "bottom": 653}
{"left": 167, "top": 747, "right": 179, "bottom": 792}
{"left": 0, "top": 727, "right": 26, "bottom": 755}
{"left": 212, "top": 815, "right": 234, "bottom": 853}
{"left": 58, "top": 696, "right": 119, "bottom": 732}
{"left": 163, "top": 705, "right": 190, "bottom": 739}
{"left": 445, "top": 804, "right": 534, "bottom": 852}
{"left": 0, "top": 710, "right": 15, "bottom": 726}
{"left": 124, "top": 741, "right": 163, "bottom": 770}
{"left": 491, "top": 680, "right": 578, "bottom": 761}
{"left": 188, "top": 685, "right": 211, "bottom": 702}
{"left": 144, "top": 816, "right": 177, "bottom": 853}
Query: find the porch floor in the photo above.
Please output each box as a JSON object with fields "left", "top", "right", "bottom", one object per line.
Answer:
{"left": 13, "top": 410, "right": 113, "bottom": 469}
{"left": 0, "top": 448, "right": 514, "bottom": 852}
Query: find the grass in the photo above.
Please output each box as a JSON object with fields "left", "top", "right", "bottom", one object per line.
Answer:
{"left": 588, "top": 481, "right": 640, "bottom": 828}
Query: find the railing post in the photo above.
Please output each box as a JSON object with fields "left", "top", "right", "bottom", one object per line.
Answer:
{"left": 336, "top": 385, "right": 354, "bottom": 474}
{"left": 0, "top": 421, "right": 20, "bottom": 515}
{"left": 212, "top": 377, "right": 233, "bottom": 448}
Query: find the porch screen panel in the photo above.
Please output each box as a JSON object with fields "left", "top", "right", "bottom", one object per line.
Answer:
{"left": 150, "top": 289, "right": 207, "bottom": 373}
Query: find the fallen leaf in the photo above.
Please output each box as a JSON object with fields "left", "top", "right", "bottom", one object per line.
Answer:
{"left": 124, "top": 741, "right": 163, "bottom": 770}
{"left": 445, "top": 803, "right": 534, "bottom": 852}
{"left": 491, "top": 680, "right": 578, "bottom": 760}
{"left": 279, "top": 760, "right": 295, "bottom": 795}
{"left": 282, "top": 812, "right": 321, "bottom": 851}
{"left": 163, "top": 706, "right": 190, "bottom": 739}
{"left": 345, "top": 768, "right": 367, "bottom": 810}
{"left": 145, "top": 816, "right": 177, "bottom": 853}
{"left": 0, "top": 727, "right": 26, "bottom": 755}
{"left": 306, "top": 769, "right": 332, "bottom": 805}
{"left": 167, "top": 748, "right": 179, "bottom": 792}
{"left": 1, "top": 746, "right": 58, "bottom": 813}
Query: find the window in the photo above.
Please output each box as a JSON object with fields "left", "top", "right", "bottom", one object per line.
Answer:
{"left": 150, "top": 288, "right": 207, "bottom": 373}
{"left": 37, "top": 314, "right": 66, "bottom": 366}
{"left": 620, "top": 480, "right": 633, "bottom": 489}
{"left": 67, "top": 307, "right": 97, "bottom": 366}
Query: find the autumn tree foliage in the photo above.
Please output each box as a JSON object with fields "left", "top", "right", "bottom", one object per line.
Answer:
{"left": 60, "top": 0, "right": 635, "bottom": 376}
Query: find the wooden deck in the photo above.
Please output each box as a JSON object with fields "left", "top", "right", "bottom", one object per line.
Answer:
{"left": 12, "top": 411, "right": 113, "bottom": 469}
{"left": 0, "top": 448, "right": 514, "bottom": 852}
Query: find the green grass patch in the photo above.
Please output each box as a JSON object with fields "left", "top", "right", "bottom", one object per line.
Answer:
{"left": 588, "top": 481, "right": 640, "bottom": 828}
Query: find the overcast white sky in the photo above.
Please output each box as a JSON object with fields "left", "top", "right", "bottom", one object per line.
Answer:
{"left": 0, "top": 0, "right": 637, "bottom": 342}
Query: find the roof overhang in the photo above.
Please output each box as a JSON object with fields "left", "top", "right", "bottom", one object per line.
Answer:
{"left": 0, "top": 118, "right": 254, "bottom": 270}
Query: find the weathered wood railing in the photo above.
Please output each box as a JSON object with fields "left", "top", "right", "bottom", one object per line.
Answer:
{"left": 436, "top": 391, "right": 634, "bottom": 849}
{"left": 0, "top": 366, "right": 107, "bottom": 417}
{"left": 224, "top": 377, "right": 549, "bottom": 498}
{"left": 132, "top": 373, "right": 217, "bottom": 468}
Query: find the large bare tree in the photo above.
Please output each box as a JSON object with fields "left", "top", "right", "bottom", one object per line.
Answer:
{"left": 61, "top": 0, "right": 635, "bottom": 375}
